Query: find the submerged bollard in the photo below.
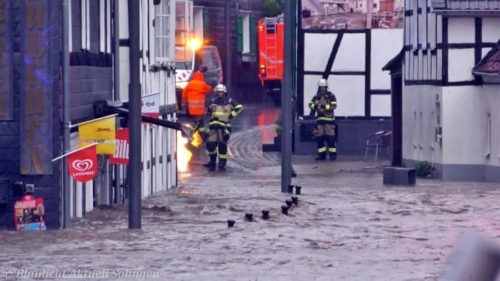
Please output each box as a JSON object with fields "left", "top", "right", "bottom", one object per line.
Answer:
{"left": 227, "top": 220, "right": 235, "bottom": 227}
{"left": 285, "top": 199, "right": 293, "bottom": 207}
{"left": 288, "top": 184, "right": 294, "bottom": 193}
{"left": 281, "top": 205, "right": 289, "bottom": 215}
{"left": 245, "top": 213, "right": 253, "bottom": 222}
{"left": 295, "top": 186, "right": 302, "bottom": 195}
{"left": 291, "top": 196, "right": 299, "bottom": 205}
{"left": 262, "top": 210, "right": 270, "bottom": 220}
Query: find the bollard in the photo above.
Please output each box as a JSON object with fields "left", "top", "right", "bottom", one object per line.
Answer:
{"left": 295, "top": 186, "right": 302, "bottom": 195}
{"left": 285, "top": 199, "right": 293, "bottom": 207}
{"left": 281, "top": 205, "right": 289, "bottom": 215}
{"left": 291, "top": 196, "right": 299, "bottom": 205}
{"left": 262, "top": 210, "right": 270, "bottom": 220}
{"left": 227, "top": 220, "right": 235, "bottom": 227}
{"left": 245, "top": 213, "right": 253, "bottom": 222}
{"left": 287, "top": 184, "right": 294, "bottom": 194}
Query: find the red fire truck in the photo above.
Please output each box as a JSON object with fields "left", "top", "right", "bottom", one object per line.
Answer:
{"left": 258, "top": 16, "right": 284, "bottom": 106}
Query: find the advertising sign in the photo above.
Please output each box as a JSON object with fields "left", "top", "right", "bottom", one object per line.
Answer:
{"left": 14, "top": 195, "right": 47, "bottom": 231}
{"left": 68, "top": 144, "right": 98, "bottom": 182}
{"left": 142, "top": 92, "right": 160, "bottom": 122}
{"left": 78, "top": 115, "right": 117, "bottom": 154}
{"left": 301, "top": 0, "right": 403, "bottom": 30}
{"left": 109, "top": 128, "right": 129, "bottom": 165}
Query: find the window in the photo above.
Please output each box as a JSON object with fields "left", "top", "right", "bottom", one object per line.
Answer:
{"left": 200, "top": 49, "right": 215, "bottom": 70}
{"left": 99, "top": 0, "right": 111, "bottom": 53}
{"left": 81, "top": 0, "right": 90, "bottom": 50}
{"left": 175, "top": 1, "right": 192, "bottom": 61}
{"left": 237, "top": 12, "right": 256, "bottom": 54}
{"left": 155, "top": 0, "right": 172, "bottom": 61}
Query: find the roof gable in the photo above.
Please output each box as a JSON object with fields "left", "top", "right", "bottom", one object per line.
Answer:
{"left": 472, "top": 41, "right": 500, "bottom": 77}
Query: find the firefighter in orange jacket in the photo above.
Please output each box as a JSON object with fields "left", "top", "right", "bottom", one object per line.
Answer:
{"left": 181, "top": 67, "right": 212, "bottom": 135}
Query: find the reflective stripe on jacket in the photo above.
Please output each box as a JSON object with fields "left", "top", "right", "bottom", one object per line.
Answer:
{"left": 208, "top": 97, "right": 243, "bottom": 129}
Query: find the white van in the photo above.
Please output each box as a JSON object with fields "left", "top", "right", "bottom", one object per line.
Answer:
{"left": 175, "top": 45, "right": 223, "bottom": 111}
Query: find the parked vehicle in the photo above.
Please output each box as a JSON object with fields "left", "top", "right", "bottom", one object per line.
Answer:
{"left": 175, "top": 45, "right": 223, "bottom": 112}
{"left": 258, "top": 16, "right": 284, "bottom": 106}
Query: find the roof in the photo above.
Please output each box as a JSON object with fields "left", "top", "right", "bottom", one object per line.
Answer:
{"left": 472, "top": 42, "right": 500, "bottom": 77}
{"left": 382, "top": 48, "right": 403, "bottom": 72}
{"left": 431, "top": 0, "right": 500, "bottom": 12}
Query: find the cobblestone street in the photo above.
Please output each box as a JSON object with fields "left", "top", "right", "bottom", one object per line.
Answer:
{"left": 2, "top": 105, "right": 500, "bottom": 281}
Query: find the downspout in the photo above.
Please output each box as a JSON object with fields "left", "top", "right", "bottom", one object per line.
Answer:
{"left": 113, "top": 0, "right": 122, "bottom": 205}
{"left": 62, "top": 0, "right": 71, "bottom": 229}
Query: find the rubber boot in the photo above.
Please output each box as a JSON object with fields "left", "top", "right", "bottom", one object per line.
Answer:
{"left": 330, "top": 153, "right": 337, "bottom": 161}
{"left": 204, "top": 154, "right": 217, "bottom": 169}
{"left": 218, "top": 159, "right": 227, "bottom": 170}
{"left": 315, "top": 154, "right": 326, "bottom": 161}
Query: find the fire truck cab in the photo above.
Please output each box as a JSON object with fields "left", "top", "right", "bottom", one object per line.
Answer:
{"left": 258, "top": 16, "right": 284, "bottom": 106}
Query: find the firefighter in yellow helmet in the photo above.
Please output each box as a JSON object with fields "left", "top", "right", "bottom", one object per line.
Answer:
{"left": 309, "top": 78, "right": 338, "bottom": 161}
{"left": 203, "top": 84, "right": 244, "bottom": 170}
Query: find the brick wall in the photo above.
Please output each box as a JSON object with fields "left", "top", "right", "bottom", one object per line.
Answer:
{"left": 194, "top": 0, "right": 266, "bottom": 103}
{"left": 0, "top": 0, "right": 62, "bottom": 230}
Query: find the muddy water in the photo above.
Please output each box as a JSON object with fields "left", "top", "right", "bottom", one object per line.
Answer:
{"left": 2, "top": 169, "right": 500, "bottom": 281}
{"left": 2, "top": 114, "right": 500, "bottom": 280}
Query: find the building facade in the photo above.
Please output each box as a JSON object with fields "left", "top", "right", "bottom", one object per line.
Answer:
{"left": 402, "top": 0, "right": 500, "bottom": 181}
{"left": 0, "top": 0, "right": 178, "bottom": 230}
{"left": 193, "top": 0, "right": 265, "bottom": 103}
{"left": 0, "top": 0, "right": 63, "bottom": 230}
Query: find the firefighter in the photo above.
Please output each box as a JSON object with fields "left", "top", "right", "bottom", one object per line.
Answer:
{"left": 309, "top": 78, "right": 338, "bottom": 161}
{"left": 181, "top": 66, "right": 212, "bottom": 136}
{"left": 203, "top": 84, "right": 243, "bottom": 170}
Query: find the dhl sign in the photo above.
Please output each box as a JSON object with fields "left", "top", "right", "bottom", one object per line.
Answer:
{"left": 77, "top": 115, "right": 116, "bottom": 155}
{"left": 109, "top": 128, "right": 129, "bottom": 165}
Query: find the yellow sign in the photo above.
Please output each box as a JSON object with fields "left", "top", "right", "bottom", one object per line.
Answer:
{"left": 78, "top": 115, "right": 116, "bottom": 154}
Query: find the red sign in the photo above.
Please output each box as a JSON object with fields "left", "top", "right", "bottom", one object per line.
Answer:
{"left": 68, "top": 144, "right": 98, "bottom": 182}
{"left": 14, "top": 195, "right": 47, "bottom": 231}
{"left": 109, "top": 128, "right": 129, "bottom": 165}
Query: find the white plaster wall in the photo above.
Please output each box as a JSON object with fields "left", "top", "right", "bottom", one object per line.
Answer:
{"left": 448, "top": 49, "right": 475, "bottom": 82}
{"left": 304, "top": 33, "right": 338, "bottom": 72}
{"left": 303, "top": 74, "right": 365, "bottom": 116}
{"left": 116, "top": 0, "right": 178, "bottom": 191}
{"left": 442, "top": 86, "right": 500, "bottom": 167}
{"left": 483, "top": 47, "right": 494, "bottom": 58}
{"left": 331, "top": 33, "right": 365, "bottom": 72}
{"left": 119, "top": 0, "right": 130, "bottom": 102}
{"left": 371, "top": 95, "right": 391, "bottom": 116}
{"left": 448, "top": 18, "right": 475, "bottom": 44}
{"left": 402, "top": 85, "right": 443, "bottom": 164}
{"left": 482, "top": 18, "right": 500, "bottom": 43}
{"left": 371, "top": 29, "right": 404, "bottom": 90}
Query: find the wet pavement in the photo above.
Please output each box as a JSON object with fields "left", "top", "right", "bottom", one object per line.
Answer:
{"left": 2, "top": 103, "right": 500, "bottom": 281}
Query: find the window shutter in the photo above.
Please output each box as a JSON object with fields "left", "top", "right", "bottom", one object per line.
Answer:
{"left": 203, "top": 9, "right": 210, "bottom": 42}
{"left": 237, "top": 14, "right": 243, "bottom": 53}
{"left": 249, "top": 14, "right": 257, "bottom": 54}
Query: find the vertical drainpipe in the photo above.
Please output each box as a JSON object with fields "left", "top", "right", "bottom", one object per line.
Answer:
{"left": 113, "top": 0, "right": 122, "bottom": 205}
{"left": 225, "top": 0, "right": 232, "bottom": 94}
{"left": 62, "top": 0, "right": 71, "bottom": 229}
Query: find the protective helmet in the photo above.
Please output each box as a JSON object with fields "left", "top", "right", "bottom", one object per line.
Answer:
{"left": 318, "top": 79, "right": 328, "bottom": 87}
{"left": 214, "top": 84, "right": 227, "bottom": 93}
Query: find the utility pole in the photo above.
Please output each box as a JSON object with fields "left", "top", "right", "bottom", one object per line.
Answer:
{"left": 225, "top": 0, "right": 232, "bottom": 93}
{"left": 62, "top": 0, "right": 71, "bottom": 228}
{"left": 128, "top": 0, "right": 142, "bottom": 229}
{"left": 281, "top": 0, "right": 293, "bottom": 193}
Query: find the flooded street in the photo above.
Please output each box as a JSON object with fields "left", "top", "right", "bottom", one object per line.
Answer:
{"left": 2, "top": 105, "right": 500, "bottom": 280}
